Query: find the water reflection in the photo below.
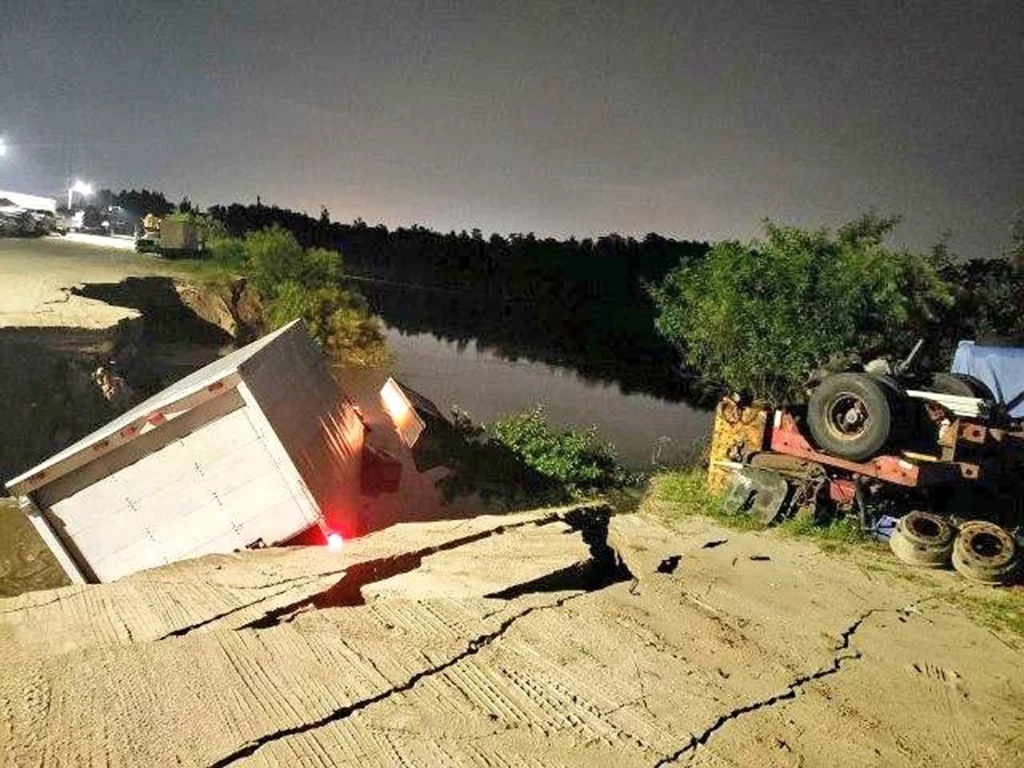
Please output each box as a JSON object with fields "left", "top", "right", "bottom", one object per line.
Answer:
{"left": 381, "top": 325, "right": 714, "bottom": 469}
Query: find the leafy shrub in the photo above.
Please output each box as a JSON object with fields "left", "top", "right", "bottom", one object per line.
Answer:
{"left": 206, "top": 224, "right": 387, "bottom": 365}
{"left": 651, "top": 214, "right": 952, "bottom": 404}
{"left": 205, "top": 236, "right": 247, "bottom": 270}
{"left": 491, "top": 406, "right": 636, "bottom": 494}
{"left": 244, "top": 225, "right": 307, "bottom": 296}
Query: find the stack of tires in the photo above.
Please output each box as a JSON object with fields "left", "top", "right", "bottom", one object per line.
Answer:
{"left": 889, "top": 511, "right": 1021, "bottom": 585}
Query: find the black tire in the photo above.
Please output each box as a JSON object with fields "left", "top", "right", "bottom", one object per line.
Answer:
{"left": 925, "top": 372, "right": 995, "bottom": 401}
{"left": 889, "top": 511, "right": 955, "bottom": 568}
{"left": 951, "top": 521, "right": 1021, "bottom": 585}
{"left": 807, "top": 373, "right": 893, "bottom": 461}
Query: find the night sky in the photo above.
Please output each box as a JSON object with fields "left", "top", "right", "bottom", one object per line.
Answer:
{"left": 2, "top": 1, "right": 1021, "bottom": 257}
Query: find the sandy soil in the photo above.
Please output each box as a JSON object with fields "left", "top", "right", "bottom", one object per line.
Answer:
{"left": 1, "top": 505, "right": 1020, "bottom": 767}
{"left": 0, "top": 236, "right": 180, "bottom": 328}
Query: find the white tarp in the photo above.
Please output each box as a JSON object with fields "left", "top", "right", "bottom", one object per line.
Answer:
{"left": 0, "top": 189, "right": 57, "bottom": 213}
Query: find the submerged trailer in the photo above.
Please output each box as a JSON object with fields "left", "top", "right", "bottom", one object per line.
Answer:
{"left": 5, "top": 320, "right": 364, "bottom": 584}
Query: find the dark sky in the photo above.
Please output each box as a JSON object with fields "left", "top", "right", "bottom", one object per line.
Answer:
{"left": 2, "top": 0, "right": 1021, "bottom": 257}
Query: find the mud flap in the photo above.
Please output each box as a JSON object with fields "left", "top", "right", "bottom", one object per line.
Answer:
{"left": 721, "top": 467, "right": 790, "bottom": 525}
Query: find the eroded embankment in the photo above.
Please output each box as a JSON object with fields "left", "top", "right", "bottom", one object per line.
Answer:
{"left": 1, "top": 276, "right": 261, "bottom": 484}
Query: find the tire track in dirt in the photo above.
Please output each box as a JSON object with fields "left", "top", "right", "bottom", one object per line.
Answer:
{"left": 207, "top": 507, "right": 631, "bottom": 765}
{"left": 207, "top": 590, "right": 592, "bottom": 767}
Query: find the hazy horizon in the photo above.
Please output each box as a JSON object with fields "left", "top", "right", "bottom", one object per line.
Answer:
{"left": 2, "top": 1, "right": 1021, "bottom": 258}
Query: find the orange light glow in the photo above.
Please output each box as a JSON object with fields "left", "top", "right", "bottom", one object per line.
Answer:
{"left": 380, "top": 380, "right": 412, "bottom": 422}
{"left": 380, "top": 378, "right": 425, "bottom": 447}
{"left": 326, "top": 533, "right": 344, "bottom": 550}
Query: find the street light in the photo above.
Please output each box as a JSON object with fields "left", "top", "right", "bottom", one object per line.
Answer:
{"left": 68, "top": 179, "right": 93, "bottom": 209}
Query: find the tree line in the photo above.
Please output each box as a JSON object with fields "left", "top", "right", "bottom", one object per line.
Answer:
{"left": 204, "top": 200, "right": 711, "bottom": 401}
{"left": 101, "top": 189, "right": 1024, "bottom": 405}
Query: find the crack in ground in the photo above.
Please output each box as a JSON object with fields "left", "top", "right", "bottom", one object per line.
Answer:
{"left": 652, "top": 598, "right": 933, "bottom": 766}
{"left": 236, "top": 506, "right": 614, "bottom": 630}
{"left": 206, "top": 590, "right": 590, "bottom": 767}
{"left": 157, "top": 578, "right": 327, "bottom": 639}
{"left": 162, "top": 509, "right": 594, "bottom": 638}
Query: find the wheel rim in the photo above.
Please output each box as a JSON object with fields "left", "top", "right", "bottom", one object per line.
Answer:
{"left": 907, "top": 514, "right": 942, "bottom": 541}
{"left": 969, "top": 532, "right": 1003, "bottom": 559}
{"left": 826, "top": 392, "right": 870, "bottom": 441}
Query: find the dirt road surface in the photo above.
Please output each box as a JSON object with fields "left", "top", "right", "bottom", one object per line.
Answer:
{"left": 0, "top": 236, "right": 179, "bottom": 329}
{"left": 1, "top": 505, "right": 1021, "bottom": 767}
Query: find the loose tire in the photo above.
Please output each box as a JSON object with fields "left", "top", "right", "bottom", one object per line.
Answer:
{"left": 951, "top": 521, "right": 1021, "bottom": 585}
{"left": 889, "top": 511, "right": 955, "bottom": 568}
{"left": 925, "top": 372, "right": 995, "bottom": 401}
{"left": 807, "top": 373, "right": 894, "bottom": 461}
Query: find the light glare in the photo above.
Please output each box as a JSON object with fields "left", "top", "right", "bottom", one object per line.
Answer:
{"left": 326, "top": 532, "right": 344, "bottom": 550}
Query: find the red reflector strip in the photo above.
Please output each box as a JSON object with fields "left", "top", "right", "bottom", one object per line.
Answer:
{"left": 119, "top": 426, "right": 137, "bottom": 438}
{"left": 207, "top": 381, "right": 224, "bottom": 392}
{"left": 92, "top": 440, "right": 110, "bottom": 452}
{"left": 147, "top": 412, "right": 166, "bottom": 425}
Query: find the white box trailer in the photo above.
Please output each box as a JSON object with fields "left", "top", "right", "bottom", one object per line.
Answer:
{"left": 5, "top": 320, "right": 364, "bottom": 584}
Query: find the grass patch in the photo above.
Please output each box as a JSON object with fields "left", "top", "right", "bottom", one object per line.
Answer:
{"left": 646, "top": 470, "right": 763, "bottom": 531}
{"left": 646, "top": 469, "right": 870, "bottom": 547}
{"left": 165, "top": 258, "right": 239, "bottom": 288}
{"left": 945, "top": 589, "right": 1024, "bottom": 645}
{"left": 776, "top": 514, "right": 866, "bottom": 553}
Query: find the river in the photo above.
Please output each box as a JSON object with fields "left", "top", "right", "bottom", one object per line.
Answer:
{"left": 380, "top": 324, "right": 713, "bottom": 469}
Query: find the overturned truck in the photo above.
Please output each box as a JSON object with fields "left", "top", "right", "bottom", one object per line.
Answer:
{"left": 711, "top": 340, "right": 1024, "bottom": 585}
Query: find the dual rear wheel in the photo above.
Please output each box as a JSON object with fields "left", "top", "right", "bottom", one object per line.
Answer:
{"left": 889, "top": 512, "right": 1020, "bottom": 584}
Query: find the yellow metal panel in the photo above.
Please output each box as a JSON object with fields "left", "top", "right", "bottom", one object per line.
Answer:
{"left": 707, "top": 398, "right": 769, "bottom": 493}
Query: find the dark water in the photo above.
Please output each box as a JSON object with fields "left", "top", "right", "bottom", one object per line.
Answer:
{"left": 382, "top": 325, "right": 714, "bottom": 469}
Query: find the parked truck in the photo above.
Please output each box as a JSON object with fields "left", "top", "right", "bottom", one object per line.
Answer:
{"left": 135, "top": 214, "right": 203, "bottom": 257}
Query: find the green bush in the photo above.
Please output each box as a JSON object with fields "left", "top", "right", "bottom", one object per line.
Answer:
{"left": 651, "top": 214, "right": 952, "bottom": 404}
{"left": 205, "top": 224, "right": 388, "bottom": 366}
{"left": 491, "top": 406, "right": 636, "bottom": 495}
{"left": 205, "top": 236, "right": 247, "bottom": 270}
{"left": 267, "top": 282, "right": 388, "bottom": 366}
{"left": 244, "top": 225, "right": 307, "bottom": 296}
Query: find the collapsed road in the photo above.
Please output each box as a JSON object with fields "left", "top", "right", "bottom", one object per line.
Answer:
{"left": 1, "top": 504, "right": 1021, "bottom": 767}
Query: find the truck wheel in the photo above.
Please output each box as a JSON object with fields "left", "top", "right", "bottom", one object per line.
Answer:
{"left": 889, "top": 511, "right": 954, "bottom": 568}
{"left": 807, "top": 373, "right": 893, "bottom": 461}
{"left": 951, "top": 521, "right": 1021, "bottom": 585}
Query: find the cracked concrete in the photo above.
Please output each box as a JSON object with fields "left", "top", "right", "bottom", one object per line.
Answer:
{"left": 652, "top": 601, "right": 927, "bottom": 767}
{"left": 1, "top": 509, "right": 1022, "bottom": 767}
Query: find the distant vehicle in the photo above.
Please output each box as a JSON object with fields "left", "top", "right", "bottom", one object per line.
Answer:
{"left": 105, "top": 205, "right": 135, "bottom": 235}
{"left": 28, "top": 210, "right": 56, "bottom": 235}
{"left": 71, "top": 206, "right": 110, "bottom": 235}
{"left": 0, "top": 204, "right": 41, "bottom": 237}
{"left": 54, "top": 211, "right": 74, "bottom": 235}
{"left": 135, "top": 214, "right": 203, "bottom": 257}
